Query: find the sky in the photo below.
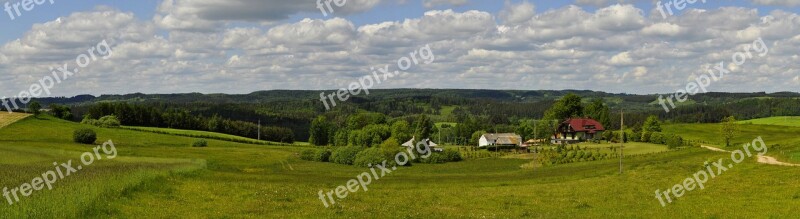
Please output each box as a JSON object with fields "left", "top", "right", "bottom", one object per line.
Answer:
{"left": 0, "top": 0, "right": 798, "bottom": 98}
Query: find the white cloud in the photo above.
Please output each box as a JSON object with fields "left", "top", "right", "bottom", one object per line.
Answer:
{"left": 2, "top": 3, "right": 800, "bottom": 96}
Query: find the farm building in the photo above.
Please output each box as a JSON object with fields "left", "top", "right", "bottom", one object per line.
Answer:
{"left": 551, "top": 118, "right": 605, "bottom": 144}
{"left": 478, "top": 133, "right": 523, "bottom": 149}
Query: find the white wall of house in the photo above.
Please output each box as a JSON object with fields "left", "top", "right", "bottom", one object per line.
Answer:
{"left": 479, "top": 136, "right": 491, "bottom": 147}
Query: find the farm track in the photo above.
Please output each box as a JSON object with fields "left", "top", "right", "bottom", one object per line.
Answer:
{"left": 701, "top": 145, "right": 800, "bottom": 167}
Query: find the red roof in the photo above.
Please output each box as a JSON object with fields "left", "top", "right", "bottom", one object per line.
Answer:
{"left": 562, "top": 118, "right": 605, "bottom": 133}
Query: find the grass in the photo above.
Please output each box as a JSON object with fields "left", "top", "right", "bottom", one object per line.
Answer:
{"left": 120, "top": 126, "right": 291, "bottom": 146}
{"left": 2, "top": 116, "right": 800, "bottom": 218}
{"left": 572, "top": 141, "right": 670, "bottom": 156}
{"left": 737, "top": 116, "right": 800, "bottom": 127}
{"left": 664, "top": 122, "right": 800, "bottom": 162}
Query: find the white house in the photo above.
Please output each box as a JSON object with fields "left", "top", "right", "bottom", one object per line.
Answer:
{"left": 478, "top": 133, "right": 522, "bottom": 148}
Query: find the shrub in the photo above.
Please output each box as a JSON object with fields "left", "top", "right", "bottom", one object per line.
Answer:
{"left": 665, "top": 134, "right": 683, "bottom": 149}
{"left": 307, "top": 148, "right": 332, "bottom": 162}
{"left": 442, "top": 149, "right": 463, "bottom": 162}
{"left": 650, "top": 132, "right": 665, "bottom": 145}
{"left": 98, "top": 115, "right": 122, "bottom": 128}
{"left": 192, "top": 139, "right": 208, "bottom": 147}
{"left": 73, "top": 128, "right": 97, "bottom": 144}
{"left": 354, "top": 147, "right": 390, "bottom": 167}
{"left": 331, "top": 146, "right": 364, "bottom": 165}
{"left": 421, "top": 152, "right": 446, "bottom": 164}
{"left": 301, "top": 149, "right": 316, "bottom": 161}
{"left": 641, "top": 131, "right": 652, "bottom": 143}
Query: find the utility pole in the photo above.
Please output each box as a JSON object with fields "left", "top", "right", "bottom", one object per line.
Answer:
{"left": 619, "top": 109, "right": 624, "bottom": 174}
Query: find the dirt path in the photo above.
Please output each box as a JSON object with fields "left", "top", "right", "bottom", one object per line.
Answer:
{"left": 701, "top": 145, "right": 800, "bottom": 167}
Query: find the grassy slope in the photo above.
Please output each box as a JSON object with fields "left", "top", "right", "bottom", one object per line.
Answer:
{"left": 664, "top": 123, "right": 800, "bottom": 162}
{"left": 2, "top": 118, "right": 800, "bottom": 218}
{"left": 738, "top": 116, "right": 800, "bottom": 127}
{"left": 120, "top": 126, "right": 296, "bottom": 146}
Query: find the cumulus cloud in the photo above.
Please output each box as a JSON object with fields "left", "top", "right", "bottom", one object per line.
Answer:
{"left": 1, "top": 2, "right": 800, "bottom": 97}
{"left": 154, "top": 0, "right": 382, "bottom": 31}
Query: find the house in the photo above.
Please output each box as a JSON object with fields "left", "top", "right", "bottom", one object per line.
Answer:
{"left": 402, "top": 137, "right": 443, "bottom": 152}
{"left": 478, "top": 133, "right": 522, "bottom": 149}
{"left": 551, "top": 118, "right": 605, "bottom": 144}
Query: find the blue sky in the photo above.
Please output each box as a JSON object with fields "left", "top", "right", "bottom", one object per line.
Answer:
{"left": 0, "top": 0, "right": 798, "bottom": 97}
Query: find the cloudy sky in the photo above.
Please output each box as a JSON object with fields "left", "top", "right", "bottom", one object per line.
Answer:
{"left": 0, "top": 0, "right": 798, "bottom": 97}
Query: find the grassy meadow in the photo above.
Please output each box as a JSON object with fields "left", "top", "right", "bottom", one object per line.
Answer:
{"left": 738, "top": 116, "right": 800, "bottom": 127}
{"left": 1, "top": 115, "right": 800, "bottom": 218}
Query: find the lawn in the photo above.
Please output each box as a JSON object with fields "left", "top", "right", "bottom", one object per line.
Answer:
{"left": 1, "top": 116, "right": 800, "bottom": 218}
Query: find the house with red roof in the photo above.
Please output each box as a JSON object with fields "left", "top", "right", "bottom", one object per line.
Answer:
{"left": 551, "top": 118, "right": 605, "bottom": 144}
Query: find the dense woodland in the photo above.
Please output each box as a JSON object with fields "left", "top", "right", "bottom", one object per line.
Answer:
{"left": 7, "top": 89, "right": 800, "bottom": 144}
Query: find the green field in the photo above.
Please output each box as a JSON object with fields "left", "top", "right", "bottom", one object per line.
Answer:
{"left": 664, "top": 122, "right": 800, "bottom": 162}
{"left": 574, "top": 141, "right": 670, "bottom": 156}
{"left": 738, "top": 116, "right": 800, "bottom": 127}
{"left": 2, "top": 116, "right": 800, "bottom": 218}
{"left": 120, "top": 126, "right": 298, "bottom": 146}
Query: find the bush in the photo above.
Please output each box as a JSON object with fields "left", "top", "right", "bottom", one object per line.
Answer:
{"left": 665, "top": 134, "right": 683, "bottom": 149}
{"left": 301, "top": 149, "right": 315, "bottom": 160}
{"left": 421, "top": 152, "right": 446, "bottom": 164}
{"left": 73, "top": 128, "right": 97, "bottom": 144}
{"left": 331, "top": 146, "right": 364, "bottom": 165}
{"left": 81, "top": 115, "right": 121, "bottom": 128}
{"left": 441, "top": 149, "right": 463, "bottom": 162}
{"left": 302, "top": 148, "right": 332, "bottom": 162}
{"left": 98, "top": 115, "right": 121, "bottom": 128}
{"left": 192, "top": 139, "right": 208, "bottom": 147}
{"left": 315, "top": 149, "right": 332, "bottom": 162}
{"left": 649, "top": 132, "right": 665, "bottom": 144}
{"left": 641, "top": 131, "right": 652, "bottom": 143}
{"left": 354, "top": 147, "right": 390, "bottom": 167}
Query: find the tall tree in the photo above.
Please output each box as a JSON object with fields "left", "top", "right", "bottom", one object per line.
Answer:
{"left": 584, "top": 99, "right": 611, "bottom": 128}
{"left": 309, "top": 116, "right": 331, "bottom": 146}
{"left": 413, "top": 114, "right": 434, "bottom": 140}
{"left": 721, "top": 116, "right": 738, "bottom": 147}
{"left": 391, "top": 120, "right": 411, "bottom": 142}
{"left": 28, "top": 101, "right": 41, "bottom": 117}
{"left": 544, "top": 93, "right": 583, "bottom": 121}
{"left": 643, "top": 115, "right": 662, "bottom": 132}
